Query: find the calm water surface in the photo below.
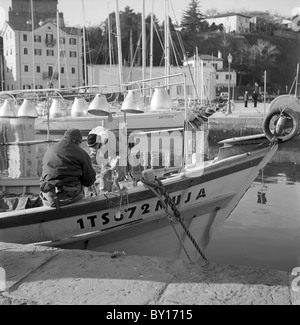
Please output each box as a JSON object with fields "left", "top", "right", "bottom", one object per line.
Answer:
{"left": 206, "top": 139, "right": 300, "bottom": 272}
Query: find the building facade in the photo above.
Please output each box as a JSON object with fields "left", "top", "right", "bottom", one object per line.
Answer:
{"left": 1, "top": 21, "right": 83, "bottom": 90}
{"left": 184, "top": 52, "right": 236, "bottom": 94}
{"left": 205, "top": 13, "right": 251, "bottom": 34}
{"left": 87, "top": 65, "right": 217, "bottom": 102}
{"left": 0, "top": 0, "right": 84, "bottom": 91}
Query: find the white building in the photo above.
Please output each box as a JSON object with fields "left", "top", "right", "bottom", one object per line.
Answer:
{"left": 205, "top": 13, "right": 251, "bottom": 34}
{"left": 184, "top": 51, "right": 236, "bottom": 92}
{"left": 87, "top": 65, "right": 217, "bottom": 102}
{"left": 1, "top": 20, "right": 84, "bottom": 91}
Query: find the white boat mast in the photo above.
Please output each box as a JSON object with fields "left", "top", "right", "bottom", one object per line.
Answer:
{"left": 142, "top": 0, "right": 146, "bottom": 82}
{"left": 56, "top": 9, "right": 61, "bottom": 88}
{"left": 30, "top": 0, "right": 36, "bottom": 89}
{"left": 107, "top": 2, "right": 113, "bottom": 84}
{"left": 150, "top": 0, "right": 154, "bottom": 85}
{"left": 115, "top": 0, "right": 123, "bottom": 89}
{"left": 164, "top": 0, "right": 170, "bottom": 84}
{"left": 82, "top": 0, "right": 87, "bottom": 86}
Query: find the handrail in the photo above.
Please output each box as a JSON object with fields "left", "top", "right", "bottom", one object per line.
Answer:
{"left": 0, "top": 139, "right": 60, "bottom": 146}
{"left": 0, "top": 73, "right": 187, "bottom": 98}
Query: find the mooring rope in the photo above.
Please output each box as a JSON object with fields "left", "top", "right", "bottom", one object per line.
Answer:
{"left": 141, "top": 176, "right": 209, "bottom": 264}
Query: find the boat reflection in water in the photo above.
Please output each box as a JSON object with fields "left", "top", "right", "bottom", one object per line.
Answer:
{"left": 0, "top": 116, "right": 41, "bottom": 179}
{"left": 205, "top": 138, "right": 300, "bottom": 272}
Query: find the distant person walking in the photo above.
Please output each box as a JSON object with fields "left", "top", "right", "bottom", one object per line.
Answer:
{"left": 244, "top": 91, "right": 249, "bottom": 107}
{"left": 252, "top": 91, "right": 258, "bottom": 108}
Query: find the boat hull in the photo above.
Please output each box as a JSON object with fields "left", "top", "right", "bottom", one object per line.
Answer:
{"left": 0, "top": 144, "right": 278, "bottom": 262}
{"left": 34, "top": 110, "right": 186, "bottom": 136}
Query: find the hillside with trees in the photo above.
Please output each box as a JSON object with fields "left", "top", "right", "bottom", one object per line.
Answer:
{"left": 84, "top": 0, "right": 300, "bottom": 94}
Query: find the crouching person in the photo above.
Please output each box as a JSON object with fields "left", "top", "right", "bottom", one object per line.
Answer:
{"left": 40, "top": 128, "right": 96, "bottom": 208}
{"left": 87, "top": 126, "right": 126, "bottom": 193}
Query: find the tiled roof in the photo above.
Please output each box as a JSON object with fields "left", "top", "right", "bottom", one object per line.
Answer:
{"left": 6, "top": 21, "right": 82, "bottom": 35}
{"left": 206, "top": 12, "right": 251, "bottom": 19}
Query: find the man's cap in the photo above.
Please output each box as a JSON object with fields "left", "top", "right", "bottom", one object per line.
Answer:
{"left": 64, "top": 128, "right": 83, "bottom": 143}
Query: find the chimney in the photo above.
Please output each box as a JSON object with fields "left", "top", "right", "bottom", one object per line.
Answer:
{"left": 218, "top": 51, "right": 222, "bottom": 59}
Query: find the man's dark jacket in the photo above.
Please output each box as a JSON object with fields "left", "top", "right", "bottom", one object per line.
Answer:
{"left": 40, "top": 137, "right": 96, "bottom": 188}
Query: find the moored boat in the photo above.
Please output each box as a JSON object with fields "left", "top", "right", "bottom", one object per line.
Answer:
{"left": 1, "top": 79, "right": 299, "bottom": 263}
{"left": 0, "top": 134, "right": 281, "bottom": 262}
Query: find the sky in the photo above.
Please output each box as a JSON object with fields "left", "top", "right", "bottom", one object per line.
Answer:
{"left": 1, "top": 0, "right": 300, "bottom": 29}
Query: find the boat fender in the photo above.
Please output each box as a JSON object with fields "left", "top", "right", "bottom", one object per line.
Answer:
{"left": 142, "top": 169, "right": 155, "bottom": 184}
{"left": 262, "top": 107, "right": 300, "bottom": 142}
{"left": 275, "top": 116, "right": 288, "bottom": 135}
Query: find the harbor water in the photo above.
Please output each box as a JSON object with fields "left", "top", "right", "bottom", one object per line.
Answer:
{"left": 0, "top": 117, "right": 299, "bottom": 272}
{"left": 206, "top": 138, "right": 300, "bottom": 272}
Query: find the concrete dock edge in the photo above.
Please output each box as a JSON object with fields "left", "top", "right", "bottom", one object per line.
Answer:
{"left": 0, "top": 242, "right": 296, "bottom": 305}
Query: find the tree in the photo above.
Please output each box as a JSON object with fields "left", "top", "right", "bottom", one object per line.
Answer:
{"left": 85, "top": 26, "right": 105, "bottom": 65}
{"left": 205, "top": 8, "right": 219, "bottom": 17}
{"left": 248, "top": 39, "right": 280, "bottom": 84}
{"left": 181, "top": 0, "right": 205, "bottom": 33}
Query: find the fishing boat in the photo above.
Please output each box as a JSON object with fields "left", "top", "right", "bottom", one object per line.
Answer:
{"left": 0, "top": 77, "right": 299, "bottom": 262}
{"left": 0, "top": 133, "right": 281, "bottom": 262}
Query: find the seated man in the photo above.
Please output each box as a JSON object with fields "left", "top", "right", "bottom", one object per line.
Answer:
{"left": 40, "top": 128, "right": 96, "bottom": 208}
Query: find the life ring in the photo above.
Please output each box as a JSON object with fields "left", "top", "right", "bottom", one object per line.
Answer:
{"left": 263, "top": 107, "right": 300, "bottom": 142}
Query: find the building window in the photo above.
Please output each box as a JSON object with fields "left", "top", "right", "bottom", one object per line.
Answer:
{"left": 70, "top": 51, "right": 77, "bottom": 58}
{"left": 186, "top": 85, "right": 192, "bottom": 95}
{"left": 60, "top": 50, "right": 66, "bottom": 57}
{"left": 69, "top": 38, "right": 77, "bottom": 45}
{"left": 48, "top": 66, "right": 54, "bottom": 77}
{"left": 177, "top": 86, "right": 183, "bottom": 95}
{"left": 34, "top": 35, "right": 42, "bottom": 42}
{"left": 47, "top": 49, "right": 54, "bottom": 56}
{"left": 35, "top": 49, "right": 42, "bottom": 55}
{"left": 216, "top": 74, "right": 219, "bottom": 80}
{"left": 60, "top": 37, "right": 66, "bottom": 44}
{"left": 24, "top": 48, "right": 28, "bottom": 55}
{"left": 23, "top": 34, "right": 28, "bottom": 42}
{"left": 61, "top": 67, "right": 65, "bottom": 74}
{"left": 71, "top": 67, "right": 76, "bottom": 74}
{"left": 46, "top": 34, "right": 54, "bottom": 42}
{"left": 23, "top": 85, "right": 31, "bottom": 90}
{"left": 10, "top": 48, "right": 12, "bottom": 55}
{"left": 24, "top": 65, "right": 29, "bottom": 72}
{"left": 37, "top": 66, "right": 41, "bottom": 73}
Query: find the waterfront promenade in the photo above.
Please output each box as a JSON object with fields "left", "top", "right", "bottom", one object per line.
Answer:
{"left": 0, "top": 241, "right": 298, "bottom": 305}
{"left": 208, "top": 100, "right": 270, "bottom": 140}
